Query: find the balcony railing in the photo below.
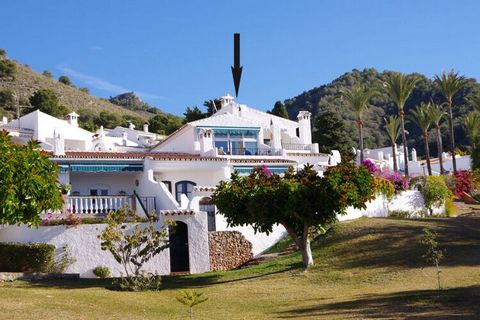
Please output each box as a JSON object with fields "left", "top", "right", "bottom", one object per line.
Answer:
{"left": 282, "top": 143, "right": 315, "bottom": 151}
{"left": 67, "top": 195, "right": 135, "bottom": 214}
{"left": 220, "top": 147, "right": 283, "bottom": 156}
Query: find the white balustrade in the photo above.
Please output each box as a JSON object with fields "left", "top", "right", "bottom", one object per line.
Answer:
{"left": 67, "top": 195, "right": 134, "bottom": 214}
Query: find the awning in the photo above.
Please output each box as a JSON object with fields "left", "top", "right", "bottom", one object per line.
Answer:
{"left": 197, "top": 126, "right": 260, "bottom": 136}
{"left": 59, "top": 163, "right": 143, "bottom": 173}
{"left": 233, "top": 166, "right": 289, "bottom": 174}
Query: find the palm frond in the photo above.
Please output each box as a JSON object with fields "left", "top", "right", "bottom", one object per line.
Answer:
{"left": 434, "top": 70, "right": 467, "bottom": 102}
{"left": 341, "top": 85, "right": 379, "bottom": 120}
{"left": 384, "top": 72, "right": 419, "bottom": 111}
{"left": 426, "top": 103, "right": 446, "bottom": 125}
{"left": 409, "top": 103, "right": 433, "bottom": 132}
{"left": 464, "top": 112, "right": 480, "bottom": 142}
{"left": 383, "top": 115, "right": 401, "bottom": 143}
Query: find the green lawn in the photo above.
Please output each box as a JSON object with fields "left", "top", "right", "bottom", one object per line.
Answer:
{"left": 1, "top": 216, "right": 480, "bottom": 319}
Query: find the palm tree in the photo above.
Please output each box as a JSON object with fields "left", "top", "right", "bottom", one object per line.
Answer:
{"left": 410, "top": 103, "right": 434, "bottom": 175}
{"left": 434, "top": 70, "right": 466, "bottom": 174}
{"left": 384, "top": 72, "right": 419, "bottom": 177}
{"left": 383, "top": 115, "right": 402, "bottom": 172}
{"left": 465, "top": 113, "right": 480, "bottom": 149}
{"left": 426, "top": 103, "right": 446, "bottom": 174}
{"left": 341, "top": 85, "right": 379, "bottom": 163}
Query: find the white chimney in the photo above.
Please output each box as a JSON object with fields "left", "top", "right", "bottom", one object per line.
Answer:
{"left": 219, "top": 94, "right": 234, "bottom": 107}
{"left": 1, "top": 116, "right": 8, "bottom": 125}
{"left": 122, "top": 131, "right": 128, "bottom": 146}
{"left": 143, "top": 122, "right": 149, "bottom": 133}
{"left": 53, "top": 129, "right": 65, "bottom": 156}
{"left": 297, "top": 111, "right": 312, "bottom": 145}
{"left": 198, "top": 128, "right": 214, "bottom": 156}
{"left": 128, "top": 121, "right": 135, "bottom": 130}
{"left": 66, "top": 112, "right": 79, "bottom": 127}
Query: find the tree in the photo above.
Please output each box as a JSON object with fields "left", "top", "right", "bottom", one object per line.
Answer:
{"left": 29, "top": 89, "right": 70, "bottom": 118}
{"left": 383, "top": 115, "right": 402, "bottom": 172}
{"left": 58, "top": 75, "right": 72, "bottom": 86}
{"left": 313, "top": 110, "right": 354, "bottom": 157}
{"left": 203, "top": 99, "right": 222, "bottom": 116}
{"left": 0, "top": 48, "right": 6, "bottom": 59}
{"left": 434, "top": 70, "right": 467, "bottom": 174}
{"left": 176, "top": 290, "right": 208, "bottom": 320}
{"left": 464, "top": 113, "right": 480, "bottom": 149}
{"left": 184, "top": 106, "right": 206, "bottom": 123}
{"left": 98, "top": 207, "right": 170, "bottom": 291}
{"left": 270, "top": 101, "right": 289, "bottom": 119}
{"left": 341, "top": 85, "right": 379, "bottom": 163}
{"left": 0, "top": 132, "right": 62, "bottom": 226}
{"left": 94, "top": 111, "right": 124, "bottom": 128}
{"left": 410, "top": 103, "right": 434, "bottom": 175}
{"left": 421, "top": 228, "right": 445, "bottom": 291}
{"left": 42, "top": 70, "right": 53, "bottom": 78}
{"left": 0, "top": 59, "right": 16, "bottom": 80}
{"left": 212, "top": 163, "right": 375, "bottom": 268}
{"left": 0, "top": 89, "right": 15, "bottom": 111}
{"left": 149, "top": 114, "right": 183, "bottom": 135}
{"left": 427, "top": 104, "right": 447, "bottom": 174}
{"left": 384, "top": 72, "right": 419, "bottom": 177}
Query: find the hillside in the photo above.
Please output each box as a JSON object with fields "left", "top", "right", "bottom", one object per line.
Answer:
{"left": 1, "top": 215, "right": 479, "bottom": 319}
{"left": 0, "top": 60, "right": 158, "bottom": 121}
{"left": 284, "top": 68, "right": 480, "bottom": 156}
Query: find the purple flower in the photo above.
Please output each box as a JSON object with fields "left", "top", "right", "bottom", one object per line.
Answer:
{"left": 361, "top": 159, "right": 379, "bottom": 174}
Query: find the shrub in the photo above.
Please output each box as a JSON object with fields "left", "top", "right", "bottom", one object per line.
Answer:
{"left": 361, "top": 159, "right": 379, "bottom": 175}
{"left": 379, "top": 171, "right": 409, "bottom": 193}
{"left": 373, "top": 177, "right": 395, "bottom": 200}
{"left": 409, "top": 175, "right": 426, "bottom": 191}
{"left": 421, "top": 176, "right": 452, "bottom": 215}
{"left": 93, "top": 266, "right": 111, "bottom": 278}
{"left": 453, "top": 170, "right": 474, "bottom": 197}
{"left": 58, "top": 75, "right": 72, "bottom": 86}
{"left": 0, "top": 242, "right": 55, "bottom": 272}
{"left": 445, "top": 198, "right": 459, "bottom": 217}
{"left": 0, "top": 60, "right": 16, "bottom": 79}
{"left": 388, "top": 210, "right": 414, "bottom": 218}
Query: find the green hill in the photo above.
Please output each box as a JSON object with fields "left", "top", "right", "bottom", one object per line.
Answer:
{"left": 284, "top": 68, "right": 479, "bottom": 156}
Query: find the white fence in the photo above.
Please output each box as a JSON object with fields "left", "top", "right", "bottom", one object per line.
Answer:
{"left": 67, "top": 195, "right": 134, "bottom": 214}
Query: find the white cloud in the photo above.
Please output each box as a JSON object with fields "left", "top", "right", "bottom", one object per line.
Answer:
{"left": 56, "top": 65, "right": 165, "bottom": 100}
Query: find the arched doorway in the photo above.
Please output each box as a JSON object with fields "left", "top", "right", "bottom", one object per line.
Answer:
{"left": 169, "top": 221, "right": 190, "bottom": 273}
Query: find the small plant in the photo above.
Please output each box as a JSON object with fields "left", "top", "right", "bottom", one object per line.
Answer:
{"left": 52, "top": 244, "right": 76, "bottom": 273}
{"left": 373, "top": 177, "right": 395, "bottom": 200}
{"left": 58, "top": 183, "right": 71, "bottom": 195}
{"left": 93, "top": 266, "right": 111, "bottom": 278}
{"left": 421, "top": 228, "right": 445, "bottom": 291}
{"left": 453, "top": 170, "right": 474, "bottom": 197}
{"left": 421, "top": 176, "right": 452, "bottom": 215}
{"left": 176, "top": 290, "right": 208, "bottom": 320}
{"left": 388, "top": 210, "right": 413, "bottom": 218}
{"left": 98, "top": 206, "right": 171, "bottom": 291}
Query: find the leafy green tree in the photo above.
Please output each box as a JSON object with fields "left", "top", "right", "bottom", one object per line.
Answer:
{"left": 313, "top": 110, "right": 354, "bottom": 157}
{"left": 176, "top": 290, "right": 208, "bottom": 320}
{"left": 213, "top": 163, "right": 375, "bottom": 268}
{"left": 0, "top": 59, "right": 16, "bottom": 80}
{"left": 0, "top": 48, "right": 6, "bottom": 59}
{"left": 341, "top": 85, "right": 379, "bottom": 163}
{"left": 0, "top": 89, "right": 15, "bottom": 111}
{"left": 434, "top": 70, "right": 467, "bottom": 174}
{"left": 427, "top": 104, "right": 447, "bottom": 174}
{"left": 29, "top": 89, "right": 70, "bottom": 118}
{"left": 410, "top": 103, "right": 434, "bottom": 175}
{"left": 149, "top": 114, "right": 183, "bottom": 135}
{"left": 94, "top": 111, "right": 124, "bottom": 128}
{"left": 421, "top": 228, "right": 445, "bottom": 291}
{"left": 0, "top": 132, "right": 62, "bottom": 226}
{"left": 58, "top": 75, "right": 72, "bottom": 86}
{"left": 42, "top": 70, "right": 53, "bottom": 78}
{"left": 384, "top": 72, "right": 419, "bottom": 177}
{"left": 270, "top": 101, "right": 289, "bottom": 119}
{"left": 184, "top": 106, "right": 206, "bottom": 123}
{"left": 383, "top": 115, "right": 402, "bottom": 172}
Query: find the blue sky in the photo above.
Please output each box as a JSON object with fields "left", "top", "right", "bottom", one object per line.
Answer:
{"left": 2, "top": 1, "right": 480, "bottom": 115}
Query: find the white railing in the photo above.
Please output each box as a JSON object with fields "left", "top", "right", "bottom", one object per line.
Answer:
{"left": 282, "top": 143, "right": 315, "bottom": 151}
{"left": 67, "top": 195, "right": 134, "bottom": 214}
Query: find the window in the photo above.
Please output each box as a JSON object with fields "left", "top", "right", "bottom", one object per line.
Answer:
{"left": 175, "top": 181, "right": 196, "bottom": 202}
{"left": 200, "top": 198, "right": 216, "bottom": 231}
{"left": 162, "top": 181, "right": 172, "bottom": 193}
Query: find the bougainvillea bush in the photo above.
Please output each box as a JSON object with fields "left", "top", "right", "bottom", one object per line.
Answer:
{"left": 453, "top": 170, "right": 475, "bottom": 197}
{"left": 360, "top": 160, "right": 409, "bottom": 193}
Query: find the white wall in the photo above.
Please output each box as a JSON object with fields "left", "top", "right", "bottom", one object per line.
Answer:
{"left": 70, "top": 172, "right": 140, "bottom": 196}
{"left": 153, "top": 126, "right": 197, "bottom": 153}
{"left": 0, "top": 212, "right": 210, "bottom": 278}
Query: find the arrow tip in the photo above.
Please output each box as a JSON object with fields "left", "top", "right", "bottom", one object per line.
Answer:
{"left": 231, "top": 66, "right": 243, "bottom": 97}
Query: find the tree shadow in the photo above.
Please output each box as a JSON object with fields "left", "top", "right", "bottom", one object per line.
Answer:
{"left": 276, "top": 285, "right": 480, "bottom": 319}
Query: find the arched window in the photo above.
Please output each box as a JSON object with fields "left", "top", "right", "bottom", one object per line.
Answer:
{"left": 175, "top": 180, "right": 196, "bottom": 202}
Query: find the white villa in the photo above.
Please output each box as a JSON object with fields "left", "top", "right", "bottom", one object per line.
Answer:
{"left": 0, "top": 94, "right": 342, "bottom": 277}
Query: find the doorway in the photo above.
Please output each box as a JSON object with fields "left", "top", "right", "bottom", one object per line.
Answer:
{"left": 169, "top": 221, "right": 190, "bottom": 273}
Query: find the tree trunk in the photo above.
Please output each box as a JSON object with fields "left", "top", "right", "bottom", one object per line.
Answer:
{"left": 447, "top": 101, "right": 457, "bottom": 173}
{"left": 302, "top": 226, "right": 314, "bottom": 269}
{"left": 400, "top": 111, "right": 409, "bottom": 177}
{"left": 436, "top": 124, "right": 445, "bottom": 174}
{"left": 358, "top": 120, "right": 364, "bottom": 163}
{"left": 424, "top": 132, "right": 432, "bottom": 176}
{"left": 392, "top": 143, "right": 398, "bottom": 172}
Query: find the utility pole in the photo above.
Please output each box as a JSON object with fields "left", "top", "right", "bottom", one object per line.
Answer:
{"left": 12, "top": 91, "right": 32, "bottom": 129}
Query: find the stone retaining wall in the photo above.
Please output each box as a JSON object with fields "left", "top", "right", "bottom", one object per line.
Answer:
{"left": 208, "top": 231, "right": 253, "bottom": 271}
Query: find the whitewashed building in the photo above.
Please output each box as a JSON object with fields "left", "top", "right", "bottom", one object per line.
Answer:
{"left": 0, "top": 95, "right": 342, "bottom": 277}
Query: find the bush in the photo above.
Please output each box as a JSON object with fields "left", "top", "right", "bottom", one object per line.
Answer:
{"left": 0, "top": 242, "right": 55, "bottom": 272}
{"left": 421, "top": 176, "right": 452, "bottom": 215}
{"left": 93, "top": 266, "right": 111, "bottom": 278}
{"left": 388, "top": 210, "right": 414, "bottom": 218}
{"left": 0, "top": 60, "right": 16, "bottom": 79}
{"left": 453, "top": 170, "right": 475, "bottom": 197}
{"left": 58, "top": 75, "right": 72, "bottom": 86}
{"left": 373, "top": 177, "right": 395, "bottom": 200}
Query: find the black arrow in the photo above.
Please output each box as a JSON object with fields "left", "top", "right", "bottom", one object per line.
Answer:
{"left": 231, "top": 33, "right": 242, "bottom": 97}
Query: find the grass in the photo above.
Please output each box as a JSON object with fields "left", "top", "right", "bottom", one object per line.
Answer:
{"left": 1, "top": 216, "right": 480, "bottom": 319}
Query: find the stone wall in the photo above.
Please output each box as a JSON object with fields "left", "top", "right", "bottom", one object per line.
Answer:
{"left": 208, "top": 231, "right": 253, "bottom": 271}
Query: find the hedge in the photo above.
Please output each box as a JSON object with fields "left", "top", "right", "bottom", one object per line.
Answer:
{"left": 0, "top": 242, "right": 55, "bottom": 272}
